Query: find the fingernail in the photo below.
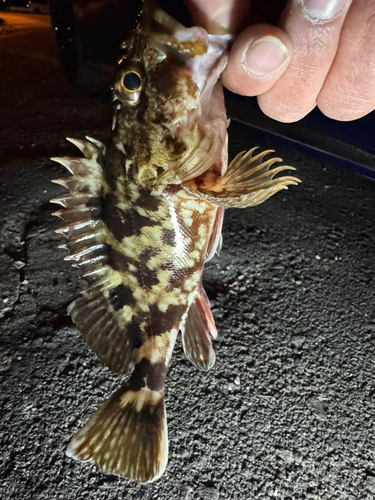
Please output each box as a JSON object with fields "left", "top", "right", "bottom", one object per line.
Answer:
{"left": 243, "top": 36, "right": 289, "bottom": 78}
{"left": 300, "top": 0, "right": 347, "bottom": 21}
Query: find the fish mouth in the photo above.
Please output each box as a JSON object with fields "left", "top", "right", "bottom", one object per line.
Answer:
{"left": 139, "top": 0, "right": 210, "bottom": 60}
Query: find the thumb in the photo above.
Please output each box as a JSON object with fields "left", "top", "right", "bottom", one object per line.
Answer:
{"left": 222, "top": 24, "right": 292, "bottom": 97}
{"left": 184, "top": 0, "right": 251, "bottom": 34}
{"left": 184, "top": 1, "right": 292, "bottom": 97}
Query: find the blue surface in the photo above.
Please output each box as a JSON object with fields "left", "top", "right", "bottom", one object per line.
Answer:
{"left": 302, "top": 108, "right": 375, "bottom": 155}
{"left": 226, "top": 94, "right": 375, "bottom": 181}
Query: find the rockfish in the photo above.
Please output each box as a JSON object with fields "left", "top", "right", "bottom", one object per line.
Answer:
{"left": 51, "top": 0, "right": 299, "bottom": 483}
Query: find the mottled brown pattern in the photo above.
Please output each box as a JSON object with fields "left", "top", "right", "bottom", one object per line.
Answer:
{"left": 135, "top": 93, "right": 150, "bottom": 124}
{"left": 147, "top": 51, "right": 186, "bottom": 96}
{"left": 160, "top": 227, "right": 176, "bottom": 246}
{"left": 109, "top": 284, "right": 135, "bottom": 310}
{"left": 101, "top": 194, "right": 131, "bottom": 241}
{"left": 136, "top": 191, "right": 161, "bottom": 212}
{"left": 130, "top": 209, "right": 162, "bottom": 235}
{"left": 144, "top": 304, "right": 187, "bottom": 338}
{"left": 134, "top": 248, "right": 161, "bottom": 289}
{"left": 165, "top": 269, "right": 183, "bottom": 292}
{"left": 108, "top": 246, "right": 134, "bottom": 272}
{"left": 164, "top": 134, "right": 187, "bottom": 158}
{"left": 102, "top": 143, "right": 126, "bottom": 188}
{"left": 126, "top": 322, "right": 143, "bottom": 350}
{"left": 127, "top": 358, "right": 167, "bottom": 392}
{"left": 102, "top": 194, "right": 161, "bottom": 241}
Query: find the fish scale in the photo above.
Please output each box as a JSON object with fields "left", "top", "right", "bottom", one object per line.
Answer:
{"left": 51, "top": 0, "right": 300, "bottom": 483}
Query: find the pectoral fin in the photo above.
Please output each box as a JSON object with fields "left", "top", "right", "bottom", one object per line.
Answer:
{"left": 184, "top": 148, "right": 300, "bottom": 208}
{"left": 181, "top": 287, "right": 217, "bottom": 371}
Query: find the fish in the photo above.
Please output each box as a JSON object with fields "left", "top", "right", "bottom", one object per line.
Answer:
{"left": 50, "top": 0, "right": 300, "bottom": 484}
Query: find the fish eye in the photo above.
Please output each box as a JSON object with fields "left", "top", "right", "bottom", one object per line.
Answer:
{"left": 122, "top": 71, "right": 142, "bottom": 92}
{"left": 115, "top": 67, "right": 144, "bottom": 105}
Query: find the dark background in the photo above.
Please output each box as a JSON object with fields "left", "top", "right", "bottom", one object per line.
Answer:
{"left": 1, "top": 12, "right": 375, "bottom": 500}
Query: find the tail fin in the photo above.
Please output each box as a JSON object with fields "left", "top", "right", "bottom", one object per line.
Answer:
{"left": 67, "top": 383, "right": 168, "bottom": 483}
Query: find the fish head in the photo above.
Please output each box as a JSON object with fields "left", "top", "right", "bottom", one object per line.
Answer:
{"left": 112, "top": 0, "right": 233, "bottom": 188}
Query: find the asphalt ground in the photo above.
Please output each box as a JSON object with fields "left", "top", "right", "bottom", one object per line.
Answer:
{"left": 1, "top": 12, "right": 375, "bottom": 500}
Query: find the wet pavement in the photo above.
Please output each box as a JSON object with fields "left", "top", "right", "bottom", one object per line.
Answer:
{"left": 1, "top": 12, "right": 375, "bottom": 500}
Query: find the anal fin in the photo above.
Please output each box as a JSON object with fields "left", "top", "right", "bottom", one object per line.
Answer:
{"left": 184, "top": 147, "right": 301, "bottom": 208}
{"left": 181, "top": 287, "right": 217, "bottom": 371}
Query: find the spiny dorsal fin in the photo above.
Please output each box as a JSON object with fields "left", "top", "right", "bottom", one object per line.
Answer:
{"left": 50, "top": 156, "right": 103, "bottom": 177}
{"left": 50, "top": 139, "right": 141, "bottom": 375}
{"left": 66, "top": 136, "right": 106, "bottom": 160}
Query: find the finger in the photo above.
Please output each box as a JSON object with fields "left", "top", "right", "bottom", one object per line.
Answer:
{"left": 317, "top": 0, "right": 375, "bottom": 120}
{"left": 221, "top": 25, "right": 293, "bottom": 97}
{"left": 184, "top": 0, "right": 250, "bottom": 34}
{"left": 257, "top": 0, "right": 353, "bottom": 123}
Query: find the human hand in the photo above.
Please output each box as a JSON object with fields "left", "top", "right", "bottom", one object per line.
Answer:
{"left": 185, "top": 0, "right": 375, "bottom": 122}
